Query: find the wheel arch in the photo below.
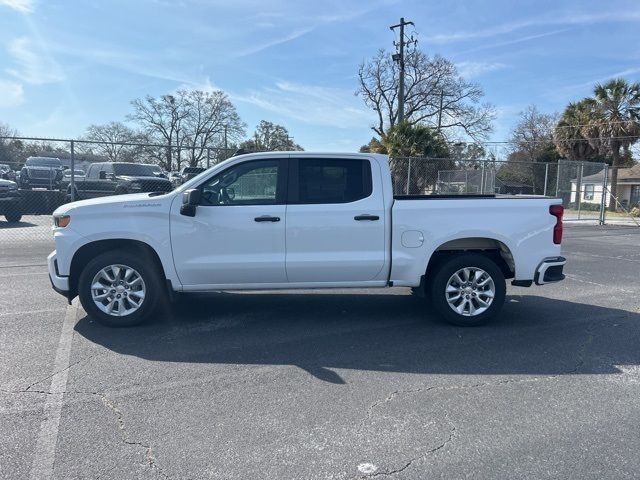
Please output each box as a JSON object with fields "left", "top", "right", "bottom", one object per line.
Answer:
{"left": 69, "top": 239, "right": 166, "bottom": 298}
{"left": 426, "top": 237, "right": 515, "bottom": 282}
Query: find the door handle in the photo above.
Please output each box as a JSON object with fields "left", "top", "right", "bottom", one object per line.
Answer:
{"left": 254, "top": 215, "right": 280, "bottom": 222}
{"left": 354, "top": 214, "right": 380, "bottom": 221}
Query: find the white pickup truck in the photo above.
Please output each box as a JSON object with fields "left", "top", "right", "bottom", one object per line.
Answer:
{"left": 48, "top": 152, "right": 566, "bottom": 327}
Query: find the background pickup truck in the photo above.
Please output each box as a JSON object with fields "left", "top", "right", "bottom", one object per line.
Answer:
{"left": 48, "top": 152, "right": 565, "bottom": 327}
{"left": 66, "top": 162, "right": 173, "bottom": 200}
{"left": 19, "top": 156, "right": 64, "bottom": 190}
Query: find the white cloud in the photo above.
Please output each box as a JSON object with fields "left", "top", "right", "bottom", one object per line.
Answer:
{"left": 6, "top": 37, "right": 65, "bottom": 85}
{"left": 233, "top": 81, "right": 372, "bottom": 129}
{"left": 0, "top": 79, "right": 24, "bottom": 107}
{"left": 456, "top": 61, "right": 506, "bottom": 79}
{"left": 0, "top": 0, "right": 33, "bottom": 12}
{"left": 427, "top": 10, "right": 640, "bottom": 44}
{"left": 234, "top": 27, "right": 315, "bottom": 57}
{"left": 453, "top": 29, "right": 568, "bottom": 56}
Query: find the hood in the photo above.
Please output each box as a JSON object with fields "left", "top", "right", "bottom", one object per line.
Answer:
{"left": 0, "top": 179, "right": 17, "bottom": 188}
{"left": 118, "top": 175, "right": 171, "bottom": 182}
{"left": 53, "top": 192, "right": 173, "bottom": 216}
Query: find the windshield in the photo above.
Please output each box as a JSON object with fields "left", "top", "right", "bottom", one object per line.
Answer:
{"left": 26, "top": 157, "right": 61, "bottom": 167}
{"left": 113, "top": 163, "right": 158, "bottom": 176}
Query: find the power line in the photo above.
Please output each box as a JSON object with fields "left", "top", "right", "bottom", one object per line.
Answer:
{"left": 552, "top": 119, "right": 640, "bottom": 131}
{"left": 479, "top": 134, "right": 640, "bottom": 145}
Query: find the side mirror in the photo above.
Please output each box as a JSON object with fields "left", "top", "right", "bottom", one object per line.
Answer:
{"left": 99, "top": 171, "right": 106, "bottom": 179}
{"left": 180, "top": 188, "right": 201, "bottom": 217}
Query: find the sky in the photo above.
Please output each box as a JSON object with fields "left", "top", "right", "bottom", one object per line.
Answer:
{"left": 1, "top": 0, "right": 640, "bottom": 151}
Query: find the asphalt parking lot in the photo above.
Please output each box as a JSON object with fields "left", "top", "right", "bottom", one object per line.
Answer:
{"left": 1, "top": 218, "right": 640, "bottom": 479}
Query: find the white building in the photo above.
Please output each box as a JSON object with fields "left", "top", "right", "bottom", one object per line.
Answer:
{"left": 570, "top": 164, "right": 640, "bottom": 209}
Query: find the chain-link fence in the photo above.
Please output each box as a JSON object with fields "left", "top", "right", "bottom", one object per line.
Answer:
{"left": 0, "top": 136, "right": 630, "bottom": 264}
{"left": 0, "top": 135, "right": 236, "bottom": 217}
{"left": 390, "top": 157, "right": 611, "bottom": 223}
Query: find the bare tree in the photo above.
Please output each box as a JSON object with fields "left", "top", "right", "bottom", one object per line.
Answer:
{"left": 181, "top": 90, "right": 245, "bottom": 167}
{"left": 82, "top": 122, "right": 147, "bottom": 162}
{"left": 240, "top": 121, "right": 303, "bottom": 151}
{"left": 500, "top": 106, "right": 559, "bottom": 193}
{"left": 0, "top": 123, "right": 22, "bottom": 166}
{"left": 356, "top": 48, "right": 495, "bottom": 140}
{"left": 129, "top": 90, "right": 245, "bottom": 170}
{"left": 128, "top": 93, "right": 191, "bottom": 171}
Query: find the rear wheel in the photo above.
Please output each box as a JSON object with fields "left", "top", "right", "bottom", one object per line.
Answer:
{"left": 78, "top": 250, "right": 162, "bottom": 327}
{"left": 429, "top": 253, "right": 506, "bottom": 326}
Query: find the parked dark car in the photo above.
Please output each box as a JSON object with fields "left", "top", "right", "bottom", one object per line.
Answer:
{"left": 180, "top": 166, "right": 206, "bottom": 182}
{"left": 0, "top": 179, "right": 22, "bottom": 222}
{"left": 67, "top": 162, "right": 173, "bottom": 201}
{"left": 19, "top": 157, "right": 64, "bottom": 190}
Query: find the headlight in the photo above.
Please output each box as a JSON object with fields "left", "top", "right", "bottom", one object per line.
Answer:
{"left": 8, "top": 183, "right": 17, "bottom": 190}
{"left": 53, "top": 214, "right": 71, "bottom": 228}
{"left": 130, "top": 183, "right": 142, "bottom": 190}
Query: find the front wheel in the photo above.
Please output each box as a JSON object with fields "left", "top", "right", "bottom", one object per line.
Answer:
{"left": 5, "top": 212, "right": 22, "bottom": 223}
{"left": 78, "top": 251, "right": 162, "bottom": 327}
{"left": 429, "top": 254, "right": 506, "bottom": 326}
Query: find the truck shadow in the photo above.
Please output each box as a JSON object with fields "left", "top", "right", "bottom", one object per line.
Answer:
{"left": 74, "top": 292, "right": 640, "bottom": 384}
{"left": 0, "top": 220, "right": 38, "bottom": 229}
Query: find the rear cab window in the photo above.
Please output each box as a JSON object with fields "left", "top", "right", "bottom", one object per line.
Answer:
{"left": 290, "top": 158, "right": 372, "bottom": 204}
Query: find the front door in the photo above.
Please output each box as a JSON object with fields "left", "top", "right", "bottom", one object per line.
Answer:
{"left": 170, "top": 158, "right": 288, "bottom": 287}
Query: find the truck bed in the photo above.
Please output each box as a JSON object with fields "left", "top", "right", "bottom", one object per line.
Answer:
{"left": 393, "top": 194, "right": 555, "bottom": 200}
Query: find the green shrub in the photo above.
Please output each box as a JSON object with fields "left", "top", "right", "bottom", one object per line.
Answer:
{"left": 567, "top": 202, "right": 601, "bottom": 211}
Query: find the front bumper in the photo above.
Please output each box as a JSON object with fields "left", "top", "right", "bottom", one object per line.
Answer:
{"left": 534, "top": 256, "right": 566, "bottom": 285}
{"left": 21, "top": 178, "right": 61, "bottom": 188}
{"left": 48, "top": 251, "right": 72, "bottom": 302}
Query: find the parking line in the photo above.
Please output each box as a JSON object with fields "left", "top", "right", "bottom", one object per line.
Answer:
{"left": 29, "top": 301, "right": 79, "bottom": 480}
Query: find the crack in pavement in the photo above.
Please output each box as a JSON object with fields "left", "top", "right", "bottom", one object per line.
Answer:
{"left": 356, "top": 414, "right": 457, "bottom": 479}
{"left": 568, "top": 323, "right": 596, "bottom": 374}
{"left": 22, "top": 354, "right": 102, "bottom": 392}
{"left": 97, "top": 393, "right": 170, "bottom": 479}
{"left": 355, "top": 324, "right": 596, "bottom": 479}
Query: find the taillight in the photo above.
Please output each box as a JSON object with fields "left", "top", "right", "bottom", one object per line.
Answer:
{"left": 549, "top": 205, "right": 563, "bottom": 244}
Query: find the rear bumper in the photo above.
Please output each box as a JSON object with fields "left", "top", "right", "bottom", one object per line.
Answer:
{"left": 48, "top": 251, "right": 72, "bottom": 302}
{"left": 534, "top": 256, "right": 566, "bottom": 285}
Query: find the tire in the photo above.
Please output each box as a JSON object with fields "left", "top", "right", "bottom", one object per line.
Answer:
{"left": 429, "top": 253, "right": 506, "bottom": 327}
{"left": 78, "top": 250, "right": 163, "bottom": 327}
{"left": 5, "top": 212, "right": 22, "bottom": 223}
{"left": 66, "top": 188, "right": 80, "bottom": 203}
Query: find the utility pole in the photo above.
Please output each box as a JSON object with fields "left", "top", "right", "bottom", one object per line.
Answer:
{"left": 223, "top": 125, "right": 228, "bottom": 150}
{"left": 390, "top": 17, "right": 416, "bottom": 124}
{"left": 437, "top": 90, "right": 444, "bottom": 131}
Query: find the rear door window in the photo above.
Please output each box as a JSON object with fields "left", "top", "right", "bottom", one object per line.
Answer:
{"left": 292, "top": 158, "right": 372, "bottom": 204}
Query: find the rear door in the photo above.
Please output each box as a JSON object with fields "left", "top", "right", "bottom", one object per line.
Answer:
{"left": 285, "top": 156, "right": 386, "bottom": 283}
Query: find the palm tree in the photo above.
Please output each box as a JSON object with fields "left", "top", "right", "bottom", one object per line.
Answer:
{"left": 554, "top": 99, "right": 601, "bottom": 161}
{"left": 588, "top": 79, "right": 640, "bottom": 211}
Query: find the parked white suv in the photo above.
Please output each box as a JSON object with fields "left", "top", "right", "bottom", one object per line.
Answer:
{"left": 48, "top": 152, "right": 565, "bottom": 327}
